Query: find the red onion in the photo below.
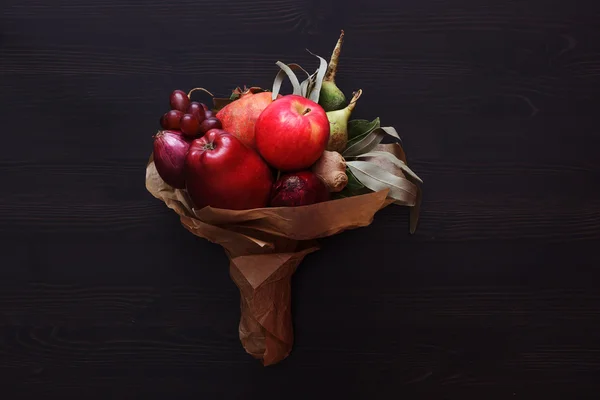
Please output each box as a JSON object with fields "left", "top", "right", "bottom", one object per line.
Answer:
{"left": 153, "top": 130, "right": 191, "bottom": 189}
{"left": 270, "top": 171, "right": 330, "bottom": 207}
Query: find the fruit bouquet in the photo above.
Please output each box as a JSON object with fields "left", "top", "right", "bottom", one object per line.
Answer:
{"left": 145, "top": 31, "right": 423, "bottom": 366}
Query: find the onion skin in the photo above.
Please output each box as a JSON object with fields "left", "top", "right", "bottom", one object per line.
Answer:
{"left": 153, "top": 130, "right": 191, "bottom": 189}
{"left": 270, "top": 171, "right": 330, "bottom": 207}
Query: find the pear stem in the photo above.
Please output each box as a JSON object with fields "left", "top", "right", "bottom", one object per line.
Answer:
{"left": 325, "top": 30, "right": 344, "bottom": 82}
{"left": 346, "top": 89, "right": 362, "bottom": 113}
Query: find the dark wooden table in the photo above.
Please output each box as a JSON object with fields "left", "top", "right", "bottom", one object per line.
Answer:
{"left": 2, "top": 0, "right": 600, "bottom": 398}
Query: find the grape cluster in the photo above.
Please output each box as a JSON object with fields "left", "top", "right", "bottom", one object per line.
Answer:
{"left": 159, "top": 90, "right": 222, "bottom": 138}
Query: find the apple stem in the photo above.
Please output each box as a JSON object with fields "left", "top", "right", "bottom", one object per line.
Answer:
{"left": 276, "top": 170, "right": 281, "bottom": 181}
{"left": 302, "top": 107, "right": 312, "bottom": 116}
{"left": 203, "top": 141, "right": 216, "bottom": 151}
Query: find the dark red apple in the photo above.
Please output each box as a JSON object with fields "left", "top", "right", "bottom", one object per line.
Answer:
{"left": 184, "top": 129, "right": 273, "bottom": 210}
{"left": 255, "top": 95, "right": 330, "bottom": 171}
{"left": 270, "top": 171, "right": 330, "bottom": 207}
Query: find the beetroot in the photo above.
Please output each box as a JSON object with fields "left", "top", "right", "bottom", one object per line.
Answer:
{"left": 270, "top": 171, "right": 330, "bottom": 207}
{"left": 216, "top": 88, "right": 280, "bottom": 149}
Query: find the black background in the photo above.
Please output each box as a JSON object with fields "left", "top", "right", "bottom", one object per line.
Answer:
{"left": 2, "top": 0, "right": 600, "bottom": 398}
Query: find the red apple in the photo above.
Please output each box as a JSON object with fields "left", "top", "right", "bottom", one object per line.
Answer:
{"left": 184, "top": 129, "right": 273, "bottom": 210}
{"left": 254, "top": 95, "right": 330, "bottom": 171}
{"left": 216, "top": 91, "right": 280, "bottom": 149}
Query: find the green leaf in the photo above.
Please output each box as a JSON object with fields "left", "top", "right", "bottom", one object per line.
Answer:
{"left": 306, "top": 68, "right": 319, "bottom": 96}
{"left": 288, "top": 63, "right": 311, "bottom": 79}
{"left": 343, "top": 125, "right": 402, "bottom": 158}
{"left": 347, "top": 118, "right": 380, "bottom": 141}
{"left": 305, "top": 49, "right": 328, "bottom": 103}
{"left": 346, "top": 167, "right": 367, "bottom": 192}
{"left": 349, "top": 140, "right": 423, "bottom": 234}
{"left": 272, "top": 61, "right": 302, "bottom": 100}
{"left": 332, "top": 167, "right": 370, "bottom": 199}
{"left": 344, "top": 130, "right": 384, "bottom": 157}
{"left": 300, "top": 79, "right": 309, "bottom": 98}
{"left": 353, "top": 151, "right": 423, "bottom": 184}
{"left": 346, "top": 160, "right": 418, "bottom": 206}
{"left": 285, "top": 63, "right": 312, "bottom": 98}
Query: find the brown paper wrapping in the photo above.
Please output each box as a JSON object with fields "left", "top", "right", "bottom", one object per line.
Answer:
{"left": 145, "top": 154, "right": 393, "bottom": 366}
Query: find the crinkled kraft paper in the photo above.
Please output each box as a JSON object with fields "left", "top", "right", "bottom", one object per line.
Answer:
{"left": 145, "top": 154, "right": 393, "bottom": 365}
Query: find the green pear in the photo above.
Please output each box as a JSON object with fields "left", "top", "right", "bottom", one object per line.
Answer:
{"left": 326, "top": 89, "right": 362, "bottom": 153}
{"left": 319, "top": 30, "right": 348, "bottom": 112}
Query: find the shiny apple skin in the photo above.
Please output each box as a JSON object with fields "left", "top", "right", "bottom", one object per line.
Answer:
{"left": 184, "top": 129, "right": 273, "bottom": 210}
{"left": 255, "top": 95, "right": 330, "bottom": 171}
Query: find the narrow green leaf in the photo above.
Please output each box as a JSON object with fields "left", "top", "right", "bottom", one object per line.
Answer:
{"left": 375, "top": 143, "right": 407, "bottom": 163}
{"left": 306, "top": 68, "right": 319, "bottom": 96}
{"left": 287, "top": 63, "right": 311, "bottom": 79}
{"left": 347, "top": 160, "right": 418, "bottom": 206}
{"left": 272, "top": 69, "right": 286, "bottom": 100}
{"left": 353, "top": 151, "right": 423, "bottom": 184}
{"left": 332, "top": 167, "right": 370, "bottom": 199}
{"left": 271, "top": 61, "right": 302, "bottom": 100}
{"left": 346, "top": 167, "right": 367, "bottom": 192}
{"left": 300, "top": 79, "right": 309, "bottom": 98}
{"left": 344, "top": 124, "right": 404, "bottom": 157}
{"left": 348, "top": 118, "right": 380, "bottom": 141}
{"left": 343, "top": 129, "right": 385, "bottom": 157}
{"left": 287, "top": 63, "right": 312, "bottom": 97}
{"left": 306, "top": 49, "right": 328, "bottom": 103}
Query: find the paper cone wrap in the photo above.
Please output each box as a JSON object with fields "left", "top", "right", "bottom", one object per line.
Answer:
{"left": 146, "top": 155, "right": 392, "bottom": 365}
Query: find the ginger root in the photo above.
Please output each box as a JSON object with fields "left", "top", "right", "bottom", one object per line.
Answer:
{"left": 311, "top": 150, "right": 348, "bottom": 192}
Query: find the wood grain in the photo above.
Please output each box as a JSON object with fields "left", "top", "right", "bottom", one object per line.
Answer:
{"left": 2, "top": 0, "right": 600, "bottom": 397}
{"left": 1, "top": 284, "right": 600, "bottom": 398}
